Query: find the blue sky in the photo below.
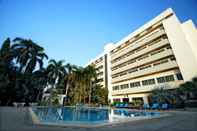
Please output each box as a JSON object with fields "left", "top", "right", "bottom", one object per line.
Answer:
{"left": 0, "top": 0, "right": 197, "bottom": 66}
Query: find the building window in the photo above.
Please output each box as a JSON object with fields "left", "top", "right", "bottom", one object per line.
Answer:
{"left": 138, "top": 54, "right": 149, "bottom": 61}
{"left": 113, "top": 86, "right": 119, "bottom": 90}
{"left": 120, "top": 84, "right": 129, "bottom": 89}
{"left": 97, "top": 78, "right": 103, "bottom": 82}
{"left": 170, "top": 57, "right": 176, "bottom": 61}
{"left": 153, "top": 59, "right": 168, "bottom": 66}
{"left": 120, "top": 72, "right": 127, "bottom": 76}
{"left": 157, "top": 75, "right": 175, "bottom": 83}
{"left": 150, "top": 48, "right": 165, "bottom": 56}
{"left": 176, "top": 73, "right": 183, "bottom": 80}
{"left": 139, "top": 65, "right": 151, "bottom": 70}
{"left": 165, "top": 75, "right": 175, "bottom": 82}
{"left": 157, "top": 77, "right": 166, "bottom": 83}
{"left": 142, "top": 79, "right": 155, "bottom": 86}
{"left": 128, "top": 68, "right": 138, "bottom": 73}
{"left": 130, "top": 81, "right": 141, "bottom": 88}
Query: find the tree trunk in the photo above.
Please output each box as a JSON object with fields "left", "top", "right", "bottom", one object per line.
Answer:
{"left": 65, "top": 82, "right": 69, "bottom": 98}
{"left": 88, "top": 82, "right": 91, "bottom": 105}
{"left": 49, "top": 85, "right": 54, "bottom": 106}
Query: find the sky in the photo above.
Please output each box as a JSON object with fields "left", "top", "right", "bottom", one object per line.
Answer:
{"left": 0, "top": 0, "right": 197, "bottom": 66}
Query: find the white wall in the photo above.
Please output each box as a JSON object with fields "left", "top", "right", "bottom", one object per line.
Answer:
{"left": 163, "top": 15, "right": 197, "bottom": 81}
{"left": 181, "top": 20, "right": 197, "bottom": 63}
{"left": 104, "top": 43, "right": 115, "bottom": 103}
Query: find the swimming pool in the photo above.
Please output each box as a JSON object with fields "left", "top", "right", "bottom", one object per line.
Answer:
{"left": 31, "top": 107, "right": 161, "bottom": 127}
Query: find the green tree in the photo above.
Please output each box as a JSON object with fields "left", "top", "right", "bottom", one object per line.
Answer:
{"left": 12, "top": 37, "right": 48, "bottom": 73}
{"left": 151, "top": 85, "right": 173, "bottom": 105}
{"left": 84, "top": 65, "right": 97, "bottom": 105}
{"left": 47, "top": 59, "right": 66, "bottom": 105}
{"left": 0, "top": 37, "right": 48, "bottom": 106}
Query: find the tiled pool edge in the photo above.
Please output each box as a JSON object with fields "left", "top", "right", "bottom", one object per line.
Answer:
{"left": 28, "top": 107, "right": 171, "bottom": 128}
{"left": 29, "top": 108, "right": 40, "bottom": 124}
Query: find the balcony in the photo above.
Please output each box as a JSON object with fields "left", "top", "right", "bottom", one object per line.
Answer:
{"left": 111, "top": 29, "right": 166, "bottom": 60}
{"left": 111, "top": 38, "right": 169, "bottom": 68}
{"left": 111, "top": 48, "right": 173, "bottom": 75}
{"left": 112, "top": 60, "right": 178, "bottom": 83}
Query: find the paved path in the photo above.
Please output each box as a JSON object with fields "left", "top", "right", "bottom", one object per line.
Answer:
{"left": 0, "top": 107, "right": 197, "bottom": 131}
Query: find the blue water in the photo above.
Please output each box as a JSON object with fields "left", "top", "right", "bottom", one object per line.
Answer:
{"left": 32, "top": 107, "right": 160, "bottom": 125}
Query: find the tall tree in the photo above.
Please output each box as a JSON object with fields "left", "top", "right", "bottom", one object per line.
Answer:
{"left": 64, "top": 63, "right": 76, "bottom": 98}
{"left": 0, "top": 37, "right": 48, "bottom": 106}
{"left": 0, "top": 38, "right": 16, "bottom": 105}
{"left": 84, "top": 65, "right": 97, "bottom": 105}
{"left": 12, "top": 37, "right": 48, "bottom": 73}
{"left": 47, "top": 59, "right": 66, "bottom": 105}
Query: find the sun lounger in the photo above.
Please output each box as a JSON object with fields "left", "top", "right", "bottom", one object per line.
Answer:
{"left": 143, "top": 103, "right": 150, "bottom": 109}
{"left": 151, "top": 103, "right": 159, "bottom": 110}
{"left": 161, "top": 103, "right": 168, "bottom": 110}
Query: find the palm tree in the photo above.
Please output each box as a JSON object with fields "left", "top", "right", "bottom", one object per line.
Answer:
{"left": 12, "top": 37, "right": 48, "bottom": 73}
{"left": 73, "top": 67, "right": 86, "bottom": 104}
{"left": 84, "top": 65, "right": 97, "bottom": 105}
{"left": 47, "top": 59, "right": 66, "bottom": 105}
{"left": 151, "top": 85, "right": 173, "bottom": 105}
{"left": 0, "top": 38, "right": 16, "bottom": 105}
{"left": 64, "top": 63, "right": 77, "bottom": 99}
{"left": 32, "top": 68, "right": 49, "bottom": 102}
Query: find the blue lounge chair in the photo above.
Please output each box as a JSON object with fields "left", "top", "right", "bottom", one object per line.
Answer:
{"left": 143, "top": 103, "right": 150, "bottom": 109}
{"left": 119, "top": 103, "right": 124, "bottom": 108}
{"left": 161, "top": 103, "right": 168, "bottom": 110}
{"left": 123, "top": 103, "right": 128, "bottom": 108}
{"left": 151, "top": 103, "right": 159, "bottom": 110}
{"left": 122, "top": 110, "right": 129, "bottom": 116}
{"left": 115, "top": 103, "right": 120, "bottom": 108}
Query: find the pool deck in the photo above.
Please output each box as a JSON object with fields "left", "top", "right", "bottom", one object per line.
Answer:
{"left": 0, "top": 107, "right": 197, "bottom": 131}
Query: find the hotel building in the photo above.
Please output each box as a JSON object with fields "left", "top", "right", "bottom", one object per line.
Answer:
{"left": 87, "top": 8, "right": 197, "bottom": 104}
{"left": 87, "top": 52, "right": 108, "bottom": 89}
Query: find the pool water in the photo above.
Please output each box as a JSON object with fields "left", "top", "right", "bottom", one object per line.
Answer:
{"left": 32, "top": 107, "right": 160, "bottom": 126}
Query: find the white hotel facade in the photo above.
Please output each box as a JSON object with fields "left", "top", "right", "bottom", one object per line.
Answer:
{"left": 87, "top": 8, "right": 197, "bottom": 104}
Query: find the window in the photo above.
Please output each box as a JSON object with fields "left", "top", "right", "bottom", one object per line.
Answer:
{"left": 113, "top": 86, "right": 119, "bottom": 90}
{"left": 135, "top": 45, "right": 147, "bottom": 53}
{"left": 157, "top": 75, "right": 175, "bottom": 83}
{"left": 150, "top": 48, "right": 165, "bottom": 56}
{"left": 97, "top": 78, "right": 103, "bottom": 82}
{"left": 157, "top": 77, "right": 165, "bottom": 83}
{"left": 165, "top": 75, "right": 175, "bottom": 82}
{"left": 153, "top": 59, "right": 168, "bottom": 66}
{"left": 120, "top": 84, "right": 129, "bottom": 89}
{"left": 130, "top": 81, "right": 141, "bottom": 88}
{"left": 142, "top": 79, "right": 155, "bottom": 86}
{"left": 138, "top": 54, "right": 149, "bottom": 61}
{"left": 139, "top": 65, "right": 151, "bottom": 70}
{"left": 120, "top": 72, "right": 127, "bottom": 76}
{"left": 97, "top": 72, "right": 103, "bottom": 76}
{"left": 170, "top": 57, "right": 176, "bottom": 61}
{"left": 127, "top": 59, "right": 136, "bottom": 64}
{"left": 166, "top": 46, "right": 172, "bottom": 49}
{"left": 176, "top": 73, "right": 183, "bottom": 80}
{"left": 128, "top": 68, "right": 138, "bottom": 73}
{"left": 112, "top": 74, "right": 119, "bottom": 78}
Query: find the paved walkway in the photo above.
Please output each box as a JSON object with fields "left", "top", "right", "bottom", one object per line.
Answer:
{"left": 0, "top": 107, "right": 197, "bottom": 131}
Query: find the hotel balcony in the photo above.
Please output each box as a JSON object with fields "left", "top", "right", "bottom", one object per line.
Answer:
{"left": 111, "top": 29, "right": 166, "bottom": 60}
{"left": 111, "top": 48, "right": 174, "bottom": 75}
{"left": 111, "top": 38, "right": 169, "bottom": 68}
{"left": 112, "top": 60, "right": 178, "bottom": 83}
